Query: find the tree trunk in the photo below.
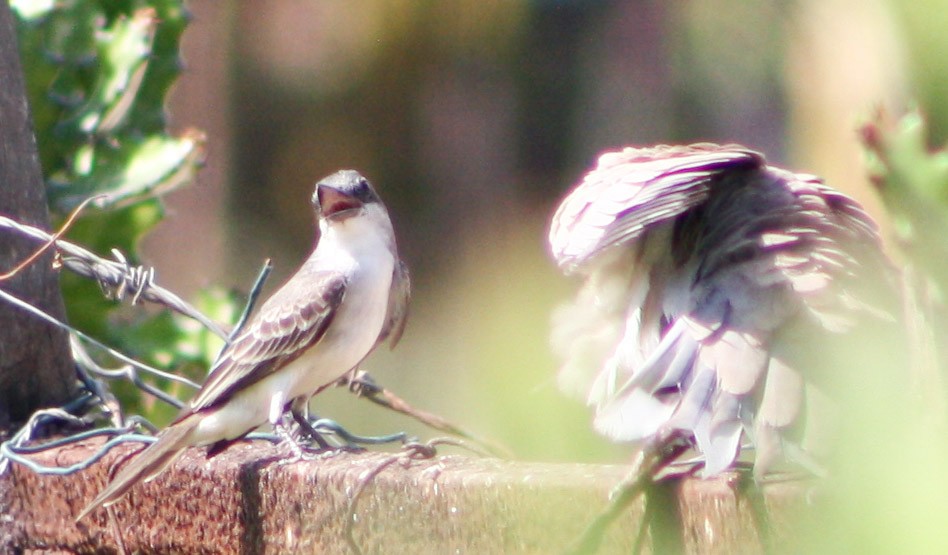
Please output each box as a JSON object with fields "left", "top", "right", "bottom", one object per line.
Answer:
{"left": 0, "top": 2, "right": 75, "bottom": 431}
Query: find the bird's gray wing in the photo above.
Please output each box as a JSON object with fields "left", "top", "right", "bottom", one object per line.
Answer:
{"left": 549, "top": 144, "right": 764, "bottom": 273}
{"left": 378, "top": 259, "right": 410, "bottom": 348}
{"left": 778, "top": 171, "right": 896, "bottom": 327}
{"left": 594, "top": 165, "right": 895, "bottom": 475}
{"left": 185, "top": 268, "right": 348, "bottom": 412}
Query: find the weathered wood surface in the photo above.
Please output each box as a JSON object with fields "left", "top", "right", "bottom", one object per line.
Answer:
{"left": 1, "top": 437, "right": 810, "bottom": 553}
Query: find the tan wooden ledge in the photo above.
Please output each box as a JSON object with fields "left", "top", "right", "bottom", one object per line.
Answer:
{"left": 0, "top": 437, "right": 810, "bottom": 553}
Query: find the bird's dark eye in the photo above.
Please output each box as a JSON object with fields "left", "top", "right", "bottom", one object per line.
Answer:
{"left": 353, "top": 178, "right": 377, "bottom": 202}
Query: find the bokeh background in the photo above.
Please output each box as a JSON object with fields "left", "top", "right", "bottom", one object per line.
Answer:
{"left": 140, "top": 0, "right": 945, "bottom": 464}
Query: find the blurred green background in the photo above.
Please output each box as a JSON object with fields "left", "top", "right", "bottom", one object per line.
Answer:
{"left": 143, "top": 0, "right": 948, "bottom": 466}
{"left": 17, "top": 0, "right": 948, "bottom": 466}
{"left": 10, "top": 0, "right": 948, "bottom": 551}
{"left": 142, "top": 0, "right": 947, "bottom": 464}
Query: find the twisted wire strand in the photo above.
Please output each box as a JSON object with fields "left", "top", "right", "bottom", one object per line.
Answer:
{"left": 0, "top": 214, "right": 229, "bottom": 339}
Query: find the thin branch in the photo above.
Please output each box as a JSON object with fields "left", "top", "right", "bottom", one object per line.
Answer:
{"left": 340, "top": 371, "right": 512, "bottom": 459}
{"left": 229, "top": 259, "right": 272, "bottom": 342}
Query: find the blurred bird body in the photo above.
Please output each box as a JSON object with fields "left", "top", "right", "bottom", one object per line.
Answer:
{"left": 549, "top": 144, "right": 896, "bottom": 477}
{"left": 77, "top": 170, "right": 409, "bottom": 520}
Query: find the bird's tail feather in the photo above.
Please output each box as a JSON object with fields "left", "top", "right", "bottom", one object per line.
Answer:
{"left": 76, "top": 414, "right": 200, "bottom": 521}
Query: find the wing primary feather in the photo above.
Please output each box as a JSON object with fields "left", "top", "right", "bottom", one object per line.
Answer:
{"left": 380, "top": 259, "right": 411, "bottom": 348}
{"left": 188, "top": 270, "right": 347, "bottom": 412}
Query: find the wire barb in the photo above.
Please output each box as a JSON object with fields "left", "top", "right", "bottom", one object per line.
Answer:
{"left": 0, "top": 214, "right": 228, "bottom": 339}
{"left": 102, "top": 248, "right": 155, "bottom": 306}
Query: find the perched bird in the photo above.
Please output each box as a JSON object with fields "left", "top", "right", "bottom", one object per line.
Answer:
{"left": 78, "top": 170, "right": 409, "bottom": 520}
{"left": 549, "top": 143, "right": 898, "bottom": 479}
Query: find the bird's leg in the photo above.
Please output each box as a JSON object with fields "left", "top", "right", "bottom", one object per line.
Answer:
{"left": 564, "top": 432, "right": 691, "bottom": 555}
{"left": 268, "top": 392, "right": 314, "bottom": 462}
{"left": 730, "top": 469, "right": 778, "bottom": 554}
{"left": 273, "top": 415, "right": 307, "bottom": 462}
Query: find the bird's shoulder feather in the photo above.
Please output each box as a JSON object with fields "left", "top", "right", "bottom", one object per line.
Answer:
{"left": 185, "top": 269, "right": 348, "bottom": 412}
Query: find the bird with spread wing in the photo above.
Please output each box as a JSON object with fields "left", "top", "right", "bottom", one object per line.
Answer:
{"left": 549, "top": 143, "right": 900, "bottom": 479}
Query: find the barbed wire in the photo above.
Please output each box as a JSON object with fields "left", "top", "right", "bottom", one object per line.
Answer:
{"left": 0, "top": 209, "right": 249, "bottom": 476}
{"left": 0, "top": 211, "right": 498, "bottom": 483}
{"left": 0, "top": 214, "right": 229, "bottom": 339}
{"left": 0, "top": 406, "right": 411, "bottom": 477}
{"left": 0, "top": 285, "right": 201, "bottom": 394}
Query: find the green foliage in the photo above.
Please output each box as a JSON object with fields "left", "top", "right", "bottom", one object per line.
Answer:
{"left": 840, "top": 108, "right": 948, "bottom": 555}
{"left": 104, "top": 286, "right": 239, "bottom": 420}
{"left": 862, "top": 109, "right": 948, "bottom": 293}
{"left": 12, "top": 0, "right": 202, "bottom": 214}
{"left": 11, "top": 0, "right": 225, "bottom": 420}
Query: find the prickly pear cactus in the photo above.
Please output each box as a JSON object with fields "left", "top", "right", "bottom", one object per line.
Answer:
{"left": 10, "top": 0, "right": 222, "bottom": 419}
{"left": 12, "top": 0, "right": 204, "bottom": 217}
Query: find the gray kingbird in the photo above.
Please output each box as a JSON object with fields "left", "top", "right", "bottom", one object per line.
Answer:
{"left": 78, "top": 169, "right": 409, "bottom": 520}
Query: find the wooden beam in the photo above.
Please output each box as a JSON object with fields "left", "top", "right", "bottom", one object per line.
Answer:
{"left": 2, "top": 437, "right": 807, "bottom": 553}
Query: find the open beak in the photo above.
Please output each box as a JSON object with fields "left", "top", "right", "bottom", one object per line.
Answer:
{"left": 317, "top": 184, "right": 363, "bottom": 219}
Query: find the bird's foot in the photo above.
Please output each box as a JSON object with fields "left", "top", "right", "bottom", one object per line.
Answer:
{"left": 272, "top": 420, "right": 309, "bottom": 465}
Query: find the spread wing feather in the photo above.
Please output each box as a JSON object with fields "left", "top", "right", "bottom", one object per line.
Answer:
{"left": 549, "top": 144, "right": 764, "bottom": 272}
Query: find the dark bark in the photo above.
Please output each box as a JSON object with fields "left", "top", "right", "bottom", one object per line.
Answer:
{"left": 0, "top": 2, "right": 75, "bottom": 430}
